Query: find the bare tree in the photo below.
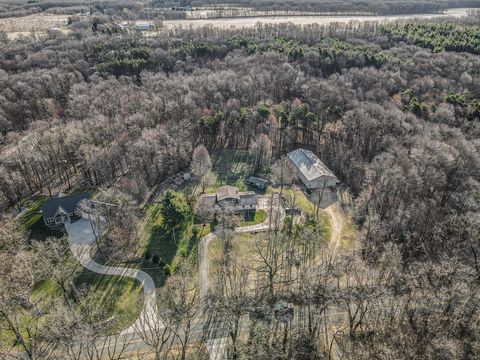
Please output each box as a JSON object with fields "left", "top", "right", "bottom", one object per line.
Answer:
{"left": 163, "top": 265, "right": 200, "bottom": 360}
{"left": 191, "top": 144, "right": 212, "bottom": 193}
{"left": 250, "top": 134, "right": 272, "bottom": 175}
{"left": 270, "top": 156, "right": 296, "bottom": 196}
{"left": 30, "top": 237, "right": 81, "bottom": 302}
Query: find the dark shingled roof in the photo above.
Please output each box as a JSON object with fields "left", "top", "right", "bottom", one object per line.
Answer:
{"left": 239, "top": 192, "right": 257, "bottom": 206}
{"left": 41, "top": 192, "right": 90, "bottom": 219}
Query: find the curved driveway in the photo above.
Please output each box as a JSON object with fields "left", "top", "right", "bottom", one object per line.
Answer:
{"left": 65, "top": 216, "right": 159, "bottom": 334}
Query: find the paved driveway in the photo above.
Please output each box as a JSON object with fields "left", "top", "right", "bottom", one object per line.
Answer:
{"left": 65, "top": 216, "right": 159, "bottom": 334}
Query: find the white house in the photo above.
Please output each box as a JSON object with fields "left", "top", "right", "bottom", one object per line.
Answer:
{"left": 134, "top": 22, "right": 154, "bottom": 31}
{"left": 287, "top": 148, "right": 338, "bottom": 190}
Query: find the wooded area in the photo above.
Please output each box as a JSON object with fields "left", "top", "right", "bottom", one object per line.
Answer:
{"left": 1, "top": 0, "right": 480, "bottom": 19}
{"left": 1, "top": 4, "right": 480, "bottom": 360}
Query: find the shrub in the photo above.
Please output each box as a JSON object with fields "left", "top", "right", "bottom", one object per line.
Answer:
{"left": 164, "top": 264, "right": 171, "bottom": 276}
{"left": 191, "top": 225, "right": 199, "bottom": 238}
{"left": 152, "top": 254, "right": 159, "bottom": 263}
{"left": 144, "top": 251, "right": 151, "bottom": 260}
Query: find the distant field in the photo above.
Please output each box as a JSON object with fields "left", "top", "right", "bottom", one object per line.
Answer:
{"left": 164, "top": 8, "right": 472, "bottom": 29}
{"left": 0, "top": 13, "right": 70, "bottom": 39}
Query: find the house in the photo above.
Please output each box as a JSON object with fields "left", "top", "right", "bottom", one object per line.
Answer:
{"left": 246, "top": 176, "right": 268, "bottom": 190}
{"left": 287, "top": 148, "right": 338, "bottom": 190}
{"left": 134, "top": 22, "right": 154, "bottom": 31}
{"left": 41, "top": 192, "right": 90, "bottom": 227}
{"left": 199, "top": 185, "right": 257, "bottom": 213}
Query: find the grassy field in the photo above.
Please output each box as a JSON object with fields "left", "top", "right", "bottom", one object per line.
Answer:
{"left": 139, "top": 203, "right": 200, "bottom": 288}
{"left": 276, "top": 186, "right": 332, "bottom": 241}
{"left": 240, "top": 209, "right": 266, "bottom": 226}
{"left": 0, "top": 271, "right": 143, "bottom": 349}
{"left": 0, "top": 13, "right": 71, "bottom": 40}
{"left": 340, "top": 221, "right": 356, "bottom": 249}
{"left": 75, "top": 271, "right": 143, "bottom": 334}
{"left": 208, "top": 233, "right": 271, "bottom": 291}
{"left": 192, "top": 149, "right": 268, "bottom": 196}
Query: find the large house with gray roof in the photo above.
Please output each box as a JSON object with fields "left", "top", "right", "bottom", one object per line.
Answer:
{"left": 41, "top": 192, "right": 90, "bottom": 227}
{"left": 199, "top": 185, "right": 257, "bottom": 213}
{"left": 287, "top": 148, "right": 338, "bottom": 190}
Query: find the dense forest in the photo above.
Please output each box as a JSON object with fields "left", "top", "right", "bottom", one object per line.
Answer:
{"left": 1, "top": 4, "right": 480, "bottom": 360}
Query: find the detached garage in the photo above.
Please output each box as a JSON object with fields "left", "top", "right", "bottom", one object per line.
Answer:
{"left": 287, "top": 148, "right": 338, "bottom": 190}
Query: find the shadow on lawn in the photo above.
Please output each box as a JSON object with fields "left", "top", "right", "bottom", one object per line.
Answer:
{"left": 212, "top": 150, "right": 252, "bottom": 185}
{"left": 142, "top": 223, "right": 188, "bottom": 288}
{"left": 74, "top": 270, "right": 142, "bottom": 334}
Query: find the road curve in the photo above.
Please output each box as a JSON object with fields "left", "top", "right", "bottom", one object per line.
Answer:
{"left": 65, "top": 216, "right": 159, "bottom": 334}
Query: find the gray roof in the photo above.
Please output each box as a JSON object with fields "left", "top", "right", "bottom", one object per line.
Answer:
{"left": 239, "top": 192, "right": 257, "bottom": 206}
{"left": 216, "top": 186, "right": 240, "bottom": 202}
{"left": 247, "top": 176, "right": 268, "bottom": 186}
{"left": 287, "top": 149, "right": 336, "bottom": 181}
{"left": 199, "top": 194, "right": 217, "bottom": 209}
{"left": 41, "top": 192, "right": 90, "bottom": 219}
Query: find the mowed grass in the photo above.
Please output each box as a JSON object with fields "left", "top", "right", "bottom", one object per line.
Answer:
{"left": 140, "top": 203, "right": 200, "bottom": 288}
{"left": 275, "top": 186, "right": 332, "bottom": 241}
{"left": 74, "top": 271, "right": 143, "bottom": 334}
{"left": 0, "top": 272, "right": 142, "bottom": 347}
{"left": 210, "top": 149, "right": 253, "bottom": 190}
{"left": 240, "top": 209, "right": 266, "bottom": 226}
{"left": 7, "top": 189, "right": 142, "bottom": 337}
{"left": 208, "top": 233, "right": 268, "bottom": 289}
{"left": 18, "top": 188, "right": 96, "bottom": 241}
{"left": 17, "top": 195, "right": 49, "bottom": 229}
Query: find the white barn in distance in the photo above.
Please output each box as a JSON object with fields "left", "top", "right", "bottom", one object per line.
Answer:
{"left": 287, "top": 148, "right": 339, "bottom": 189}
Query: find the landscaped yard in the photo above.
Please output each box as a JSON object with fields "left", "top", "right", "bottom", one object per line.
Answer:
{"left": 139, "top": 202, "right": 200, "bottom": 288}
{"left": 212, "top": 149, "right": 253, "bottom": 189}
{"left": 2, "top": 270, "right": 144, "bottom": 343}
{"left": 276, "top": 186, "right": 332, "bottom": 241}
{"left": 75, "top": 271, "right": 143, "bottom": 334}
{"left": 16, "top": 195, "right": 61, "bottom": 242}
{"left": 240, "top": 209, "right": 266, "bottom": 226}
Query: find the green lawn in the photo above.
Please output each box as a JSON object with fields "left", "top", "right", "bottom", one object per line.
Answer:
{"left": 140, "top": 203, "right": 199, "bottom": 288}
{"left": 240, "top": 209, "right": 266, "bottom": 226}
{"left": 212, "top": 149, "right": 252, "bottom": 187}
{"left": 17, "top": 195, "right": 49, "bottom": 229}
{"left": 74, "top": 271, "right": 143, "bottom": 334}
{"left": 30, "top": 268, "right": 143, "bottom": 335}
{"left": 270, "top": 186, "right": 332, "bottom": 242}
{"left": 198, "top": 223, "right": 212, "bottom": 238}
{"left": 1, "top": 271, "right": 143, "bottom": 347}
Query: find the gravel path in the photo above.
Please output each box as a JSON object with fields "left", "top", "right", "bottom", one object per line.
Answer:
{"left": 324, "top": 202, "right": 345, "bottom": 258}
{"left": 65, "top": 216, "right": 159, "bottom": 334}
